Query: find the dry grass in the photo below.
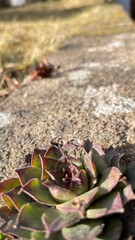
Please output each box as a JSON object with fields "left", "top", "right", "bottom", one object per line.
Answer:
{"left": 0, "top": 0, "right": 134, "bottom": 67}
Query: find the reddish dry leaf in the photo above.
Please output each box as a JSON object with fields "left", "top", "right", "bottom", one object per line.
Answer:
{"left": 29, "top": 59, "right": 54, "bottom": 80}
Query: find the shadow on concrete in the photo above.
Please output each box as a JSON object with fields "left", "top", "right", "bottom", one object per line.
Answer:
{"left": 120, "top": 141, "right": 135, "bottom": 163}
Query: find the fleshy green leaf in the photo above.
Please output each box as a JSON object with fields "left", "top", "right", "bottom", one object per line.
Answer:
{"left": 105, "top": 147, "right": 120, "bottom": 165}
{"left": 44, "top": 145, "right": 63, "bottom": 159}
{"left": 54, "top": 158, "right": 72, "bottom": 187}
{"left": 40, "top": 156, "right": 57, "bottom": 181}
{"left": 0, "top": 233, "right": 6, "bottom": 240}
{"left": 48, "top": 231, "right": 65, "bottom": 240}
{"left": 83, "top": 154, "right": 97, "bottom": 187}
{"left": 86, "top": 192, "right": 124, "bottom": 219}
{"left": 122, "top": 184, "right": 135, "bottom": 205}
{"left": 105, "top": 146, "right": 125, "bottom": 173}
{"left": 62, "top": 140, "right": 79, "bottom": 155}
{"left": 71, "top": 170, "right": 89, "bottom": 195}
{"left": 0, "top": 178, "right": 20, "bottom": 194}
{"left": 62, "top": 219, "right": 104, "bottom": 240}
{"left": 31, "top": 231, "right": 65, "bottom": 240}
{"left": 96, "top": 167, "right": 122, "bottom": 198}
{"left": 43, "top": 182, "right": 77, "bottom": 203}
{"left": 42, "top": 208, "right": 82, "bottom": 234}
{"left": 83, "top": 139, "right": 93, "bottom": 153}
{"left": 31, "top": 231, "right": 45, "bottom": 240}
{"left": 0, "top": 216, "right": 5, "bottom": 229}
{"left": 0, "top": 205, "right": 15, "bottom": 221}
{"left": 98, "top": 218, "right": 122, "bottom": 240}
{"left": 0, "top": 140, "right": 131, "bottom": 239}
{"left": 2, "top": 186, "right": 33, "bottom": 211}
{"left": 31, "top": 148, "right": 46, "bottom": 169}
{"left": 3, "top": 219, "right": 31, "bottom": 239}
{"left": 15, "top": 202, "right": 46, "bottom": 231}
{"left": 57, "top": 187, "right": 98, "bottom": 213}
{"left": 16, "top": 166, "right": 42, "bottom": 186}
{"left": 67, "top": 156, "right": 83, "bottom": 169}
{"left": 127, "top": 162, "right": 135, "bottom": 190}
{"left": 91, "top": 145, "right": 107, "bottom": 172}
{"left": 22, "top": 178, "right": 57, "bottom": 205}
{"left": 1, "top": 193, "right": 17, "bottom": 211}
{"left": 42, "top": 170, "right": 55, "bottom": 183}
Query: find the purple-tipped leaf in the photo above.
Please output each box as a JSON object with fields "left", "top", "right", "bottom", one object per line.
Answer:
{"left": 42, "top": 208, "right": 82, "bottom": 234}
{"left": 91, "top": 145, "right": 107, "bottom": 172}
{"left": 15, "top": 202, "right": 46, "bottom": 231}
{"left": 122, "top": 184, "right": 135, "bottom": 205}
{"left": 3, "top": 219, "right": 31, "bottom": 239}
{"left": 62, "top": 219, "right": 104, "bottom": 240}
{"left": 105, "top": 146, "right": 125, "bottom": 173}
{"left": 1, "top": 195, "right": 18, "bottom": 212}
{"left": 83, "top": 154, "right": 97, "bottom": 187}
{"left": 67, "top": 156, "right": 83, "bottom": 169}
{"left": 16, "top": 166, "right": 42, "bottom": 186}
{"left": 43, "top": 181, "right": 76, "bottom": 203}
{"left": 42, "top": 170, "right": 56, "bottom": 183}
{"left": 0, "top": 178, "right": 20, "bottom": 194}
{"left": 40, "top": 156, "right": 57, "bottom": 181}
{"left": 96, "top": 167, "right": 122, "bottom": 198}
{"left": 31, "top": 148, "right": 46, "bottom": 169}
{"left": 105, "top": 146, "right": 120, "bottom": 165}
{"left": 71, "top": 170, "right": 89, "bottom": 195}
{"left": 62, "top": 140, "right": 80, "bottom": 155}
{"left": 86, "top": 192, "right": 124, "bottom": 219}
{"left": 57, "top": 187, "right": 98, "bottom": 213}
{"left": 0, "top": 205, "right": 15, "bottom": 221}
{"left": 2, "top": 186, "right": 33, "bottom": 211}
{"left": 83, "top": 139, "right": 93, "bottom": 153}
{"left": 22, "top": 178, "right": 57, "bottom": 205}
{"left": 44, "top": 145, "right": 63, "bottom": 159}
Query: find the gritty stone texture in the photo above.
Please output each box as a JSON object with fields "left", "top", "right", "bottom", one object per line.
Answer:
{"left": 0, "top": 112, "right": 12, "bottom": 128}
{"left": 83, "top": 84, "right": 135, "bottom": 115}
{"left": 0, "top": 32, "right": 135, "bottom": 179}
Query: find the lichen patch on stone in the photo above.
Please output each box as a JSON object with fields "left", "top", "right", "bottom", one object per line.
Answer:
{"left": 83, "top": 84, "right": 135, "bottom": 116}
{"left": 94, "top": 96, "right": 135, "bottom": 116}
{"left": 0, "top": 112, "right": 12, "bottom": 128}
{"left": 69, "top": 69, "right": 91, "bottom": 86}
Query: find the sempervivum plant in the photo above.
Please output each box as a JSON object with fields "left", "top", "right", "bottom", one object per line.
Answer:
{"left": 0, "top": 139, "right": 134, "bottom": 240}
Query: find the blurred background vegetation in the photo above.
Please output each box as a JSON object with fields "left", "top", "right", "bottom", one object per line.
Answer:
{"left": 0, "top": 0, "right": 134, "bottom": 68}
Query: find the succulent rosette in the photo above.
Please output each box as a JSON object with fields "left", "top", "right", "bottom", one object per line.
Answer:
{"left": 0, "top": 139, "right": 134, "bottom": 240}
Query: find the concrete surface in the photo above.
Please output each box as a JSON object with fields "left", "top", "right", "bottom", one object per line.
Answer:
{"left": 0, "top": 31, "right": 135, "bottom": 179}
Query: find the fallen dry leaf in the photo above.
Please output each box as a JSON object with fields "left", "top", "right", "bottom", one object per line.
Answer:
{"left": 29, "top": 59, "right": 54, "bottom": 80}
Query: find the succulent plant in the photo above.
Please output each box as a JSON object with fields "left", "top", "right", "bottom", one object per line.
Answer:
{"left": 0, "top": 139, "right": 134, "bottom": 240}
